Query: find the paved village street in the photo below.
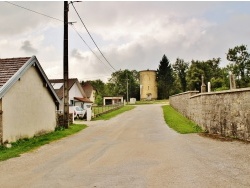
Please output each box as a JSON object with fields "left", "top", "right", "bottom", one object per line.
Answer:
{"left": 0, "top": 104, "right": 250, "bottom": 188}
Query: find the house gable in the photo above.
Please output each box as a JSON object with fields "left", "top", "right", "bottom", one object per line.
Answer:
{"left": 2, "top": 66, "right": 57, "bottom": 143}
{"left": 0, "top": 56, "right": 60, "bottom": 103}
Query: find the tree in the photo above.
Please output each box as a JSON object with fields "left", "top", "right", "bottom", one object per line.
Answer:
{"left": 156, "top": 54, "right": 174, "bottom": 99}
{"left": 173, "top": 58, "right": 189, "bottom": 92}
{"left": 226, "top": 44, "right": 250, "bottom": 87}
{"left": 186, "top": 58, "right": 222, "bottom": 91}
{"left": 86, "top": 79, "right": 106, "bottom": 95}
{"left": 107, "top": 69, "right": 140, "bottom": 100}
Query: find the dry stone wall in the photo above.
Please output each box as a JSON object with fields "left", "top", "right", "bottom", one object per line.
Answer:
{"left": 170, "top": 88, "right": 250, "bottom": 141}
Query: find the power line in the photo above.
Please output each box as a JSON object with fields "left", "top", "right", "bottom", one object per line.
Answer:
{"left": 70, "top": 2, "right": 117, "bottom": 72}
{"left": 70, "top": 25, "right": 114, "bottom": 73}
{"left": 5, "top": 1, "right": 63, "bottom": 22}
{"left": 4, "top": 1, "right": 115, "bottom": 74}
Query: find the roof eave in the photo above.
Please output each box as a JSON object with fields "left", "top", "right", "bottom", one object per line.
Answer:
{"left": 0, "top": 56, "right": 61, "bottom": 104}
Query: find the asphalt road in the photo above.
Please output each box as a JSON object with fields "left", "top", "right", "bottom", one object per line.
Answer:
{"left": 0, "top": 104, "right": 250, "bottom": 188}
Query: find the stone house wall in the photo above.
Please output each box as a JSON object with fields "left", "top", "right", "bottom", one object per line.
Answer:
{"left": 169, "top": 88, "right": 250, "bottom": 141}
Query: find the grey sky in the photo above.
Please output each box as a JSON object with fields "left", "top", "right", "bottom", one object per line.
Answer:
{"left": 1, "top": 1, "right": 250, "bottom": 82}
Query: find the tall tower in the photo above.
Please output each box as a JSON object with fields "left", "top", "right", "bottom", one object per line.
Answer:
{"left": 139, "top": 70, "right": 158, "bottom": 100}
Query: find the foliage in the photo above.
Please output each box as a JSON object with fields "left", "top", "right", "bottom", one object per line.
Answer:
{"left": 226, "top": 44, "right": 250, "bottom": 87}
{"left": 87, "top": 79, "right": 106, "bottom": 96}
{"left": 162, "top": 105, "right": 202, "bottom": 134}
{"left": 0, "top": 124, "right": 87, "bottom": 161}
{"left": 95, "top": 94, "right": 103, "bottom": 105}
{"left": 186, "top": 58, "right": 221, "bottom": 91}
{"left": 173, "top": 58, "right": 189, "bottom": 92}
{"left": 93, "top": 106, "right": 135, "bottom": 120}
{"left": 107, "top": 69, "right": 140, "bottom": 100}
{"left": 156, "top": 54, "right": 174, "bottom": 99}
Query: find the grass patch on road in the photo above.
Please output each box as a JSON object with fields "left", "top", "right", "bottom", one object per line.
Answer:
{"left": 93, "top": 105, "right": 135, "bottom": 120}
{"left": 162, "top": 105, "right": 202, "bottom": 134}
{"left": 0, "top": 124, "right": 87, "bottom": 161}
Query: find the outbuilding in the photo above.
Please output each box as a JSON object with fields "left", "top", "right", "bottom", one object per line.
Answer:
{"left": 0, "top": 56, "right": 60, "bottom": 144}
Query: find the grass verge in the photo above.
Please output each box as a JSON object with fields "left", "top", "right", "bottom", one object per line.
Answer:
{"left": 129, "top": 99, "right": 169, "bottom": 105}
{"left": 162, "top": 105, "right": 202, "bottom": 134}
{"left": 0, "top": 124, "right": 87, "bottom": 161}
{"left": 93, "top": 105, "right": 135, "bottom": 120}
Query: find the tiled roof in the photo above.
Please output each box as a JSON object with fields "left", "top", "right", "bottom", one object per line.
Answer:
{"left": 50, "top": 78, "right": 85, "bottom": 100}
{"left": 74, "top": 97, "right": 93, "bottom": 103}
{"left": 82, "top": 82, "right": 94, "bottom": 98}
{"left": 0, "top": 57, "right": 31, "bottom": 87}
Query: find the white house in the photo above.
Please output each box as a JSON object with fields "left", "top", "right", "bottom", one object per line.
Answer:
{"left": 0, "top": 56, "right": 60, "bottom": 144}
{"left": 82, "top": 82, "right": 97, "bottom": 104}
{"left": 50, "top": 78, "right": 93, "bottom": 112}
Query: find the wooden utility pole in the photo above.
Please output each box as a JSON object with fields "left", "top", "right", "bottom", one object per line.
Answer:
{"left": 126, "top": 76, "right": 129, "bottom": 104}
{"left": 63, "top": 1, "right": 69, "bottom": 128}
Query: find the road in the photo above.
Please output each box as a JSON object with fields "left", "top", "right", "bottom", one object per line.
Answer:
{"left": 0, "top": 104, "right": 250, "bottom": 188}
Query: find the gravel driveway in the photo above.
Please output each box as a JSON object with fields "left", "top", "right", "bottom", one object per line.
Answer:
{"left": 0, "top": 104, "right": 250, "bottom": 188}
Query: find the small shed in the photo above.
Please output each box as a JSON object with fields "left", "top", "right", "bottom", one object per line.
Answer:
{"left": 0, "top": 56, "right": 60, "bottom": 144}
{"left": 103, "top": 96, "right": 124, "bottom": 105}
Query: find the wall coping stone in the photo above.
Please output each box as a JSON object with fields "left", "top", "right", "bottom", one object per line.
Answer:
{"left": 190, "top": 87, "right": 250, "bottom": 99}
{"left": 170, "top": 91, "right": 199, "bottom": 98}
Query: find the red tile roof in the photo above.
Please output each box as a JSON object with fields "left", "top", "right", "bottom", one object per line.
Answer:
{"left": 74, "top": 97, "right": 93, "bottom": 103}
{"left": 82, "top": 82, "right": 95, "bottom": 98}
{"left": 50, "top": 78, "right": 86, "bottom": 100}
{"left": 0, "top": 57, "right": 31, "bottom": 87}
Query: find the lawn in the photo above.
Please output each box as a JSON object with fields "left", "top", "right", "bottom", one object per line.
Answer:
{"left": 0, "top": 124, "right": 87, "bottom": 161}
{"left": 93, "top": 105, "right": 135, "bottom": 120}
{"left": 162, "top": 105, "right": 202, "bottom": 134}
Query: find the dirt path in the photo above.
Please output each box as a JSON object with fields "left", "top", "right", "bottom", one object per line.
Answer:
{"left": 0, "top": 104, "right": 250, "bottom": 187}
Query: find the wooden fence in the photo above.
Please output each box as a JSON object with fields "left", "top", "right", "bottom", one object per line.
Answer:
{"left": 92, "top": 103, "right": 124, "bottom": 117}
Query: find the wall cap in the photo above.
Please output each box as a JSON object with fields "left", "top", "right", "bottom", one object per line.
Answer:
{"left": 190, "top": 87, "right": 250, "bottom": 98}
{"left": 170, "top": 91, "right": 199, "bottom": 98}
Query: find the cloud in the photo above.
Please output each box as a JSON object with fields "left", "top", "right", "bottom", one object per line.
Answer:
{"left": 1, "top": 1, "right": 250, "bottom": 82}
{"left": 21, "top": 40, "right": 38, "bottom": 54}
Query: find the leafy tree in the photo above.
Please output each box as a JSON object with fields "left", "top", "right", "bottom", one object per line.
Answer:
{"left": 156, "top": 54, "right": 174, "bottom": 99}
{"left": 86, "top": 79, "right": 106, "bottom": 96}
{"left": 173, "top": 58, "right": 189, "bottom": 92}
{"left": 186, "top": 58, "right": 222, "bottom": 91}
{"left": 226, "top": 44, "right": 250, "bottom": 87}
{"left": 107, "top": 69, "right": 140, "bottom": 100}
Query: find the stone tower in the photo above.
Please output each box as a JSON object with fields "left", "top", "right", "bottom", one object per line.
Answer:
{"left": 139, "top": 70, "right": 158, "bottom": 100}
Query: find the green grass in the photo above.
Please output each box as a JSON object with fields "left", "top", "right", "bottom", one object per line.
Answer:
{"left": 129, "top": 99, "right": 169, "bottom": 105}
{"left": 162, "top": 105, "right": 202, "bottom": 134}
{"left": 0, "top": 124, "right": 87, "bottom": 161}
{"left": 93, "top": 105, "right": 135, "bottom": 120}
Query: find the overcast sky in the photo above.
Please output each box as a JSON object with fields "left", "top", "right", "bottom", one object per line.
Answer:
{"left": 1, "top": 1, "right": 250, "bottom": 82}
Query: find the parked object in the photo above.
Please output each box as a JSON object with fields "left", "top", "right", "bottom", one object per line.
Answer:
{"left": 71, "top": 106, "right": 86, "bottom": 120}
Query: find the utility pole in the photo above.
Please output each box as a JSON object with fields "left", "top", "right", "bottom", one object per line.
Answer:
{"left": 63, "top": 1, "right": 69, "bottom": 128}
{"left": 126, "top": 76, "right": 129, "bottom": 104}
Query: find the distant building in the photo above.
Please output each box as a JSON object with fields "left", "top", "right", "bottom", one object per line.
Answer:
{"left": 139, "top": 70, "right": 158, "bottom": 100}
{"left": 50, "top": 78, "right": 92, "bottom": 112}
{"left": 81, "top": 82, "right": 96, "bottom": 104}
{"left": 103, "top": 96, "right": 123, "bottom": 105}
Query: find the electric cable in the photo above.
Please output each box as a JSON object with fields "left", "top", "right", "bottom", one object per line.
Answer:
{"left": 4, "top": 1, "right": 114, "bottom": 74}
{"left": 70, "top": 2, "right": 117, "bottom": 71}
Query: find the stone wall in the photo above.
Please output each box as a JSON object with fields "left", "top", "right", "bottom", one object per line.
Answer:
{"left": 169, "top": 88, "right": 250, "bottom": 141}
{"left": 56, "top": 113, "right": 73, "bottom": 128}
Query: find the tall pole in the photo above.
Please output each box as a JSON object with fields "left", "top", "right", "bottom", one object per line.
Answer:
{"left": 126, "top": 76, "right": 129, "bottom": 104}
{"left": 63, "top": 1, "right": 69, "bottom": 128}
